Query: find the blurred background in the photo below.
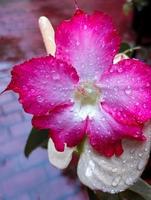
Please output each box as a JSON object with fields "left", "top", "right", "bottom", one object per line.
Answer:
{"left": 0, "top": 0, "right": 150, "bottom": 200}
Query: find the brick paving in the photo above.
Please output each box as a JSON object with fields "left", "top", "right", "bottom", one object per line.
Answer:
{"left": 0, "top": 0, "right": 130, "bottom": 199}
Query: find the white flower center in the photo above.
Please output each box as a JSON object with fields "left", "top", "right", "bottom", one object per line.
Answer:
{"left": 73, "top": 82, "right": 101, "bottom": 120}
{"left": 74, "top": 82, "right": 100, "bottom": 106}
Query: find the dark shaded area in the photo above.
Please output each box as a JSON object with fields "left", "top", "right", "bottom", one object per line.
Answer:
{"left": 133, "top": 0, "right": 151, "bottom": 45}
{"left": 132, "top": 0, "right": 151, "bottom": 62}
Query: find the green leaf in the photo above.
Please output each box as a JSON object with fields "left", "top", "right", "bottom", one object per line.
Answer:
{"left": 120, "top": 190, "right": 145, "bottom": 200}
{"left": 24, "top": 128, "right": 49, "bottom": 158}
{"left": 119, "top": 42, "right": 131, "bottom": 54}
{"left": 94, "top": 178, "right": 151, "bottom": 200}
{"left": 119, "top": 42, "right": 141, "bottom": 57}
{"left": 129, "top": 178, "right": 151, "bottom": 200}
{"left": 96, "top": 191, "right": 122, "bottom": 200}
{"left": 123, "top": 2, "right": 133, "bottom": 16}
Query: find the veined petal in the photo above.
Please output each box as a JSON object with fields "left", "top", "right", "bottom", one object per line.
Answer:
{"left": 48, "top": 138, "right": 75, "bottom": 169}
{"left": 8, "top": 56, "right": 79, "bottom": 115}
{"left": 101, "top": 59, "right": 151, "bottom": 125}
{"left": 55, "top": 10, "right": 120, "bottom": 81}
{"left": 87, "top": 106, "right": 145, "bottom": 157}
{"left": 32, "top": 104, "right": 87, "bottom": 151}
{"left": 78, "top": 122, "right": 151, "bottom": 193}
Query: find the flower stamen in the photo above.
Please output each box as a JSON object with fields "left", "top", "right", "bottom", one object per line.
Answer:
{"left": 74, "top": 82, "right": 100, "bottom": 106}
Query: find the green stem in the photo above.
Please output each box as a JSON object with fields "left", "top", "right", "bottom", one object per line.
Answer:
{"left": 122, "top": 46, "right": 141, "bottom": 54}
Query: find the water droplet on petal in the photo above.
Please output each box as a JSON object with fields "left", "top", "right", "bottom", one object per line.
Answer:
{"left": 125, "top": 177, "right": 133, "bottom": 185}
{"left": 125, "top": 89, "right": 131, "bottom": 95}
{"left": 117, "top": 68, "right": 123, "bottom": 73}
{"left": 138, "top": 153, "right": 143, "bottom": 157}
{"left": 123, "top": 160, "right": 126, "bottom": 164}
{"left": 85, "top": 167, "right": 92, "bottom": 177}
{"left": 112, "top": 176, "right": 121, "bottom": 187}
{"left": 37, "top": 96, "right": 43, "bottom": 103}
{"left": 84, "top": 25, "right": 87, "bottom": 30}
{"left": 52, "top": 73, "right": 60, "bottom": 80}
{"left": 76, "top": 41, "right": 80, "bottom": 46}
{"left": 146, "top": 82, "right": 150, "bottom": 87}
{"left": 137, "top": 160, "right": 145, "bottom": 170}
{"left": 112, "top": 168, "right": 118, "bottom": 173}
{"left": 143, "top": 104, "right": 147, "bottom": 108}
{"left": 31, "top": 89, "right": 35, "bottom": 93}
{"left": 111, "top": 189, "right": 115, "bottom": 194}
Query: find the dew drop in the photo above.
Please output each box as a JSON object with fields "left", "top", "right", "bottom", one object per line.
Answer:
{"left": 76, "top": 41, "right": 80, "bottom": 46}
{"left": 143, "top": 104, "right": 147, "bottom": 108}
{"left": 138, "top": 153, "right": 143, "bottom": 157}
{"left": 123, "top": 160, "right": 126, "bottom": 164}
{"left": 117, "top": 68, "right": 123, "bottom": 73}
{"left": 85, "top": 167, "right": 92, "bottom": 177}
{"left": 37, "top": 96, "right": 43, "bottom": 103}
{"left": 112, "top": 168, "right": 118, "bottom": 173}
{"left": 52, "top": 73, "right": 60, "bottom": 80}
{"left": 112, "top": 176, "right": 121, "bottom": 187}
{"left": 114, "top": 87, "right": 118, "bottom": 91}
{"left": 137, "top": 160, "right": 145, "bottom": 170}
{"left": 130, "top": 156, "right": 133, "bottom": 159}
{"left": 125, "top": 89, "right": 131, "bottom": 95}
{"left": 84, "top": 25, "right": 88, "bottom": 30}
{"left": 81, "top": 64, "right": 85, "bottom": 69}
{"left": 30, "top": 89, "right": 35, "bottom": 93}
{"left": 144, "top": 148, "right": 148, "bottom": 152}
{"left": 111, "top": 189, "right": 115, "bottom": 194}
{"left": 125, "top": 177, "right": 133, "bottom": 185}
{"left": 146, "top": 82, "right": 150, "bottom": 87}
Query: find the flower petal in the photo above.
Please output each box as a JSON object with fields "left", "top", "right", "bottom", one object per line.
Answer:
{"left": 55, "top": 10, "right": 120, "bottom": 81}
{"left": 48, "top": 138, "right": 75, "bottom": 169}
{"left": 87, "top": 106, "right": 145, "bottom": 157}
{"left": 32, "top": 104, "right": 87, "bottom": 151}
{"left": 113, "top": 53, "right": 129, "bottom": 64}
{"left": 8, "top": 56, "right": 79, "bottom": 115}
{"left": 78, "top": 122, "right": 151, "bottom": 193}
{"left": 101, "top": 59, "right": 151, "bottom": 125}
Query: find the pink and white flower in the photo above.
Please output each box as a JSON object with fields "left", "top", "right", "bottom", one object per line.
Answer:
{"left": 7, "top": 10, "right": 151, "bottom": 193}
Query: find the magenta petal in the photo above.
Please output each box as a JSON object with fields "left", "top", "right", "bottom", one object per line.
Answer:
{"left": 87, "top": 107, "right": 145, "bottom": 157}
{"left": 101, "top": 59, "right": 151, "bottom": 125}
{"left": 8, "top": 56, "right": 79, "bottom": 115}
{"left": 32, "top": 104, "right": 87, "bottom": 151}
{"left": 55, "top": 10, "right": 121, "bottom": 81}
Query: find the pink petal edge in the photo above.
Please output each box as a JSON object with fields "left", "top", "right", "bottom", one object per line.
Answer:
{"left": 55, "top": 9, "right": 121, "bottom": 81}
{"left": 32, "top": 104, "right": 87, "bottom": 151}
{"left": 100, "top": 59, "right": 151, "bottom": 125}
{"left": 7, "top": 56, "right": 79, "bottom": 116}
